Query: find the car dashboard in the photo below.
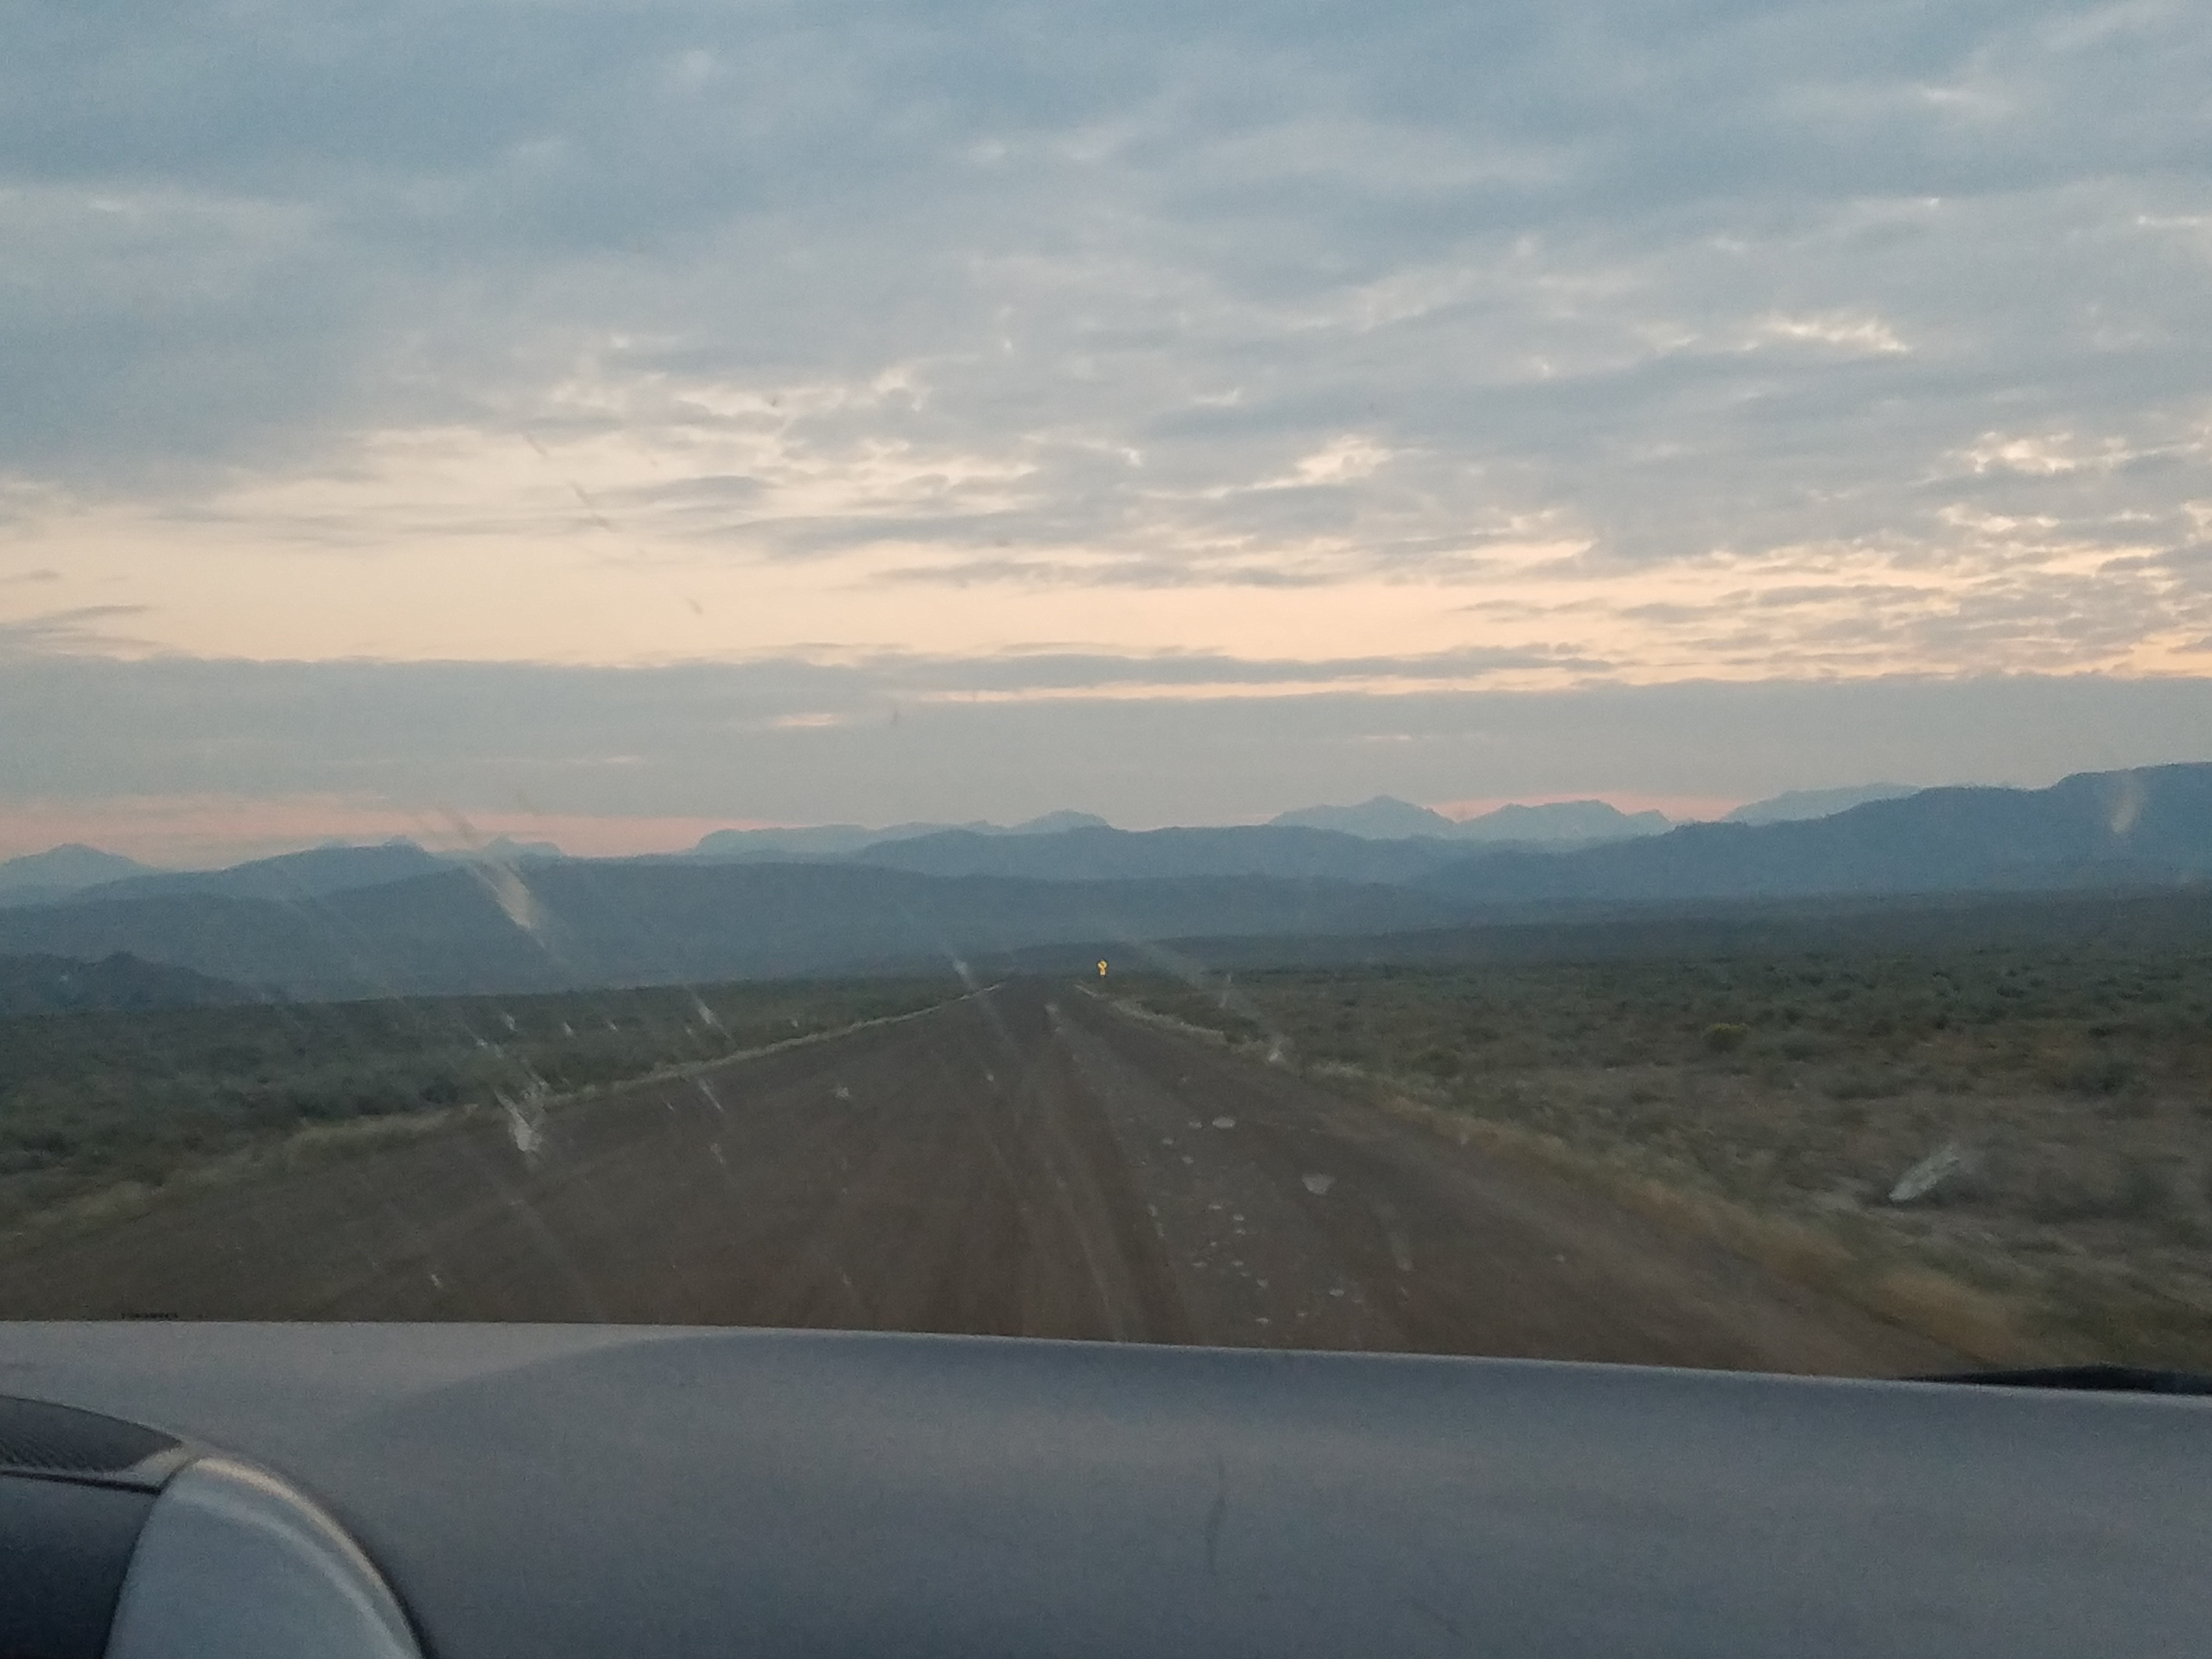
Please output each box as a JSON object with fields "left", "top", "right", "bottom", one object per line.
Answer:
{"left": 2, "top": 1323, "right": 2208, "bottom": 1657}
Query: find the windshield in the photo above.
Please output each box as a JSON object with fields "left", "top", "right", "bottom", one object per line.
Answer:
{"left": 3, "top": 0, "right": 2208, "bottom": 1379}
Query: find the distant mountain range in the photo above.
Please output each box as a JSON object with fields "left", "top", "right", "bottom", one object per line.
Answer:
{"left": 688, "top": 798, "right": 1674, "bottom": 861}
{"left": 0, "top": 764, "right": 2200, "bottom": 997}
{"left": 1722, "top": 783, "right": 1920, "bottom": 825}
{"left": 1416, "top": 764, "right": 2212, "bottom": 905}
{"left": 844, "top": 825, "right": 1464, "bottom": 884}
{"left": 0, "top": 844, "right": 155, "bottom": 905}
{"left": 0, "top": 836, "right": 569, "bottom": 910}
{"left": 72, "top": 839, "right": 450, "bottom": 905}
{"left": 1271, "top": 797, "right": 1672, "bottom": 843}
{"left": 689, "top": 811, "right": 1111, "bottom": 861}
{"left": 0, "top": 785, "right": 1864, "bottom": 908}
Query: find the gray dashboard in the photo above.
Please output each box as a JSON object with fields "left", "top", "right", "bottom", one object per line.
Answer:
{"left": 2, "top": 1323, "right": 2208, "bottom": 1657}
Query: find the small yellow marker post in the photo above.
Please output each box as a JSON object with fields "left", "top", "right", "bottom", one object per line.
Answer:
{"left": 1097, "top": 960, "right": 1109, "bottom": 978}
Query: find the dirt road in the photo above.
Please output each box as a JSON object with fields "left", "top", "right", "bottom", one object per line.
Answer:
{"left": 0, "top": 984, "right": 1953, "bottom": 1373}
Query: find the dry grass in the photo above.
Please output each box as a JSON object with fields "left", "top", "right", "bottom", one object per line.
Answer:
{"left": 1, "top": 1105, "right": 466, "bottom": 1253}
{"left": 1120, "top": 947, "right": 2212, "bottom": 1370}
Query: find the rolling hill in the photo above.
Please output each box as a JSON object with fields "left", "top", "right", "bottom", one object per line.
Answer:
{"left": 0, "top": 952, "right": 257, "bottom": 1016}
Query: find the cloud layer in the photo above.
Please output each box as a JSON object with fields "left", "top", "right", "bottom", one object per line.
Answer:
{"left": 4, "top": 2, "right": 2211, "bottom": 843}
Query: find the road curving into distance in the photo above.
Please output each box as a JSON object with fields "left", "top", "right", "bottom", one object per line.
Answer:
{"left": 0, "top": 983, "right": 1955, "bottom": 1375}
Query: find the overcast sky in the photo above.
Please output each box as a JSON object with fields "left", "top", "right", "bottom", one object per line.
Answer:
{"left": 5, "top": 1, "right": 2211, "bottom": 860}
